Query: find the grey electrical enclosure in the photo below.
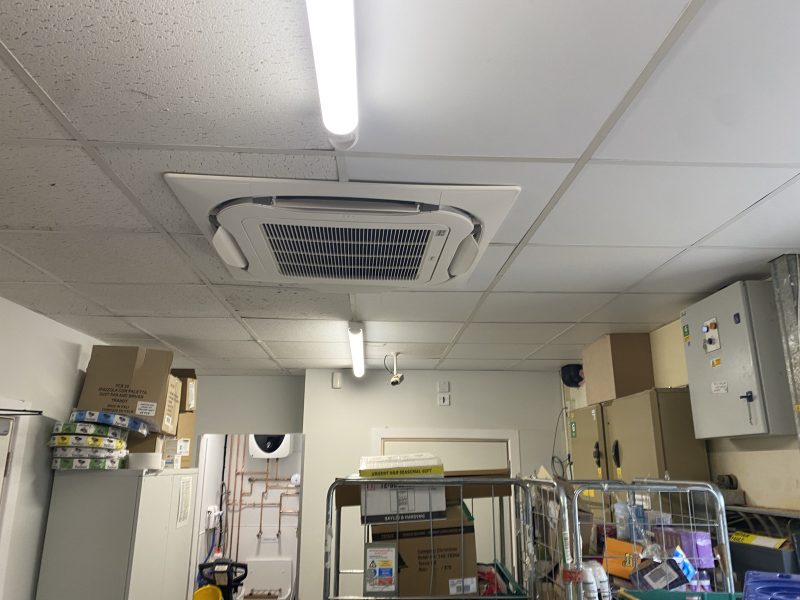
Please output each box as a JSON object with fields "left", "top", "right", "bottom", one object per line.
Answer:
{"left": 681, "top": 281, "right": 795, "bottom": 438}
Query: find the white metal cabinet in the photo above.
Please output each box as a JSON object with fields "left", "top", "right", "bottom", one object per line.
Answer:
{"left": 36, "top": 469, "right": 197, "bottom": 600}
{"left": 681, "top": 281, "right": 795, "bottom": 438}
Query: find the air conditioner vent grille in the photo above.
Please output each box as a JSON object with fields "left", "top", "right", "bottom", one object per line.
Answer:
{"left": 262, "top": 223, "right": 432, "bottom": 281}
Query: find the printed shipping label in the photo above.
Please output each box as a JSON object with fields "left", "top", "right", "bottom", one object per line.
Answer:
{"left": 449, "top": 577, "right": 477, "bottom": 595}
{"left": 136, "top": 401, "right": 157, "bottom": 417}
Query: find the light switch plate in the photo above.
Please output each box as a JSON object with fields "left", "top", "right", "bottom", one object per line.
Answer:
{"left": 437, "top": 393, "right": 451, "bottom": 407}
{"left": 437, "top": 380, "right": 450, "bottom": 393}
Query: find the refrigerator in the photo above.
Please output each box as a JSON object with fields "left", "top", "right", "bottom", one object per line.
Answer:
{"left": 570, "top": 388, "right": 710, "bottom": 482}
{"left": 37, "top": 469, "right": 197, "bottom": 600}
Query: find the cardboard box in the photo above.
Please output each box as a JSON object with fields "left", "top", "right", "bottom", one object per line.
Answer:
{"left": 77, "top": 346, "right": 181, "bottom": 434}
{"left": 603, "top": 537, "right": 643, "bottom": 579}
{"left": 582, "top": 334, "right": 654, "bottom": 405}
{"left": 171, "top": 368, "right": 197, "bottom": 412}
{"left": 174, "top": 411, "right": 195, "bottom": 468}
{"left": 127, "top": 434, "right": 170, "bottom": 454}
{"left": 372, "top": 504, "right": 477, "bottom": 597}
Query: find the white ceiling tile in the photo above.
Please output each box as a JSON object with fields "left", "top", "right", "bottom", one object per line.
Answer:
{"left": 353, "top": 292, "right": 482, "bottom": 322}
{"left": 0, "top": 232, "right": 198, "bottom": 284}
{"left": 171, "top": 356, "right": 203, "bottom": 370}
{"left": 268, "top": 342, "right": 351, "bottom": 359}
{"left": 219, "top": 286, "right": 351, "bottom": 320}
{"left": 48, "top": 315, "right": 145, "bottom": 339}
{"left": 436, "top": 245, "right": 514, "bottom": 291}
{"left": 0, "top": 61, "right": 70, "bottom": 140}
{"left": 437, "top": 359, "right": 519, "bottom": 371}
{"left": 280, "top": 358, "right": 352, "bottom": 369}
{"left": 702, "top": 178, "right": 800, "bottom": 248}
{"left": 365, "top": 342, "right": 448, "bottom": 359}
{"left": 632, "top": 248, "right": 784, "bottom": 293}
{"left": 355, "top": 0, "right": 686, "bottom": 157}
{"left": 586, "top": 293, "right": 702, "bottom": 324}
{"left": 245, "top": 318, "right": 349, "bottom": 343}
{"left": 130, "top": 317, "right": 250, "bottom": 340}
{"left": 0, "top": 283, "right": 109, "bottom": 315}
{"left": 513, "top": 360, "right": 569, "bottom": 372}
{"left": 598, "top": 1, "right": 800, "bottom": 163}
{"left": 0, "top": 1, "right": 328, "bottom": 148}
{"left": 474, "top": 293, "right": 615, "bottom": 322}
{"left": 0, "top": 145, "right": 152, "bottom": 231}
{"left": 459, "top": 323, "right": 571, "bottom": 344}
{"left": 73, "top": 284, "right": 228, "bottom": 317}
{"left": 101, "top": 148, "right": 338, "bottom": 233}
{"left": 448, "top": 343, "right": 540, "bottom": 360}
{"left": 0, "top": 248, "right": 49, "bottom": 282}
{"left": 551, "top": 322, "right": 657, "bottom": 345}
{"left": 364, "top": 321, "right": 461, "bottom": 344}
{"left": 532, "top": 164, "right": 797, "bottom": 246}
{"left": 345, "top": 157, "right": 573, "bottom": 244}
{"left": 102, "top": 337, "right": 172, "bottom": 351}
{"left": 529, "top": 344, "right": 584, "bottom": 360}
{"left": 497, "top": 245, "right": 680, "bottom": 292}
{"left": 192, "top": 358, "right": 280, "bottom": 373}
{"left": 162, "top": 339, "right": 266, "bottom": 359}
{"left": 365, "top": 358, "right": 441, "bottom": 370}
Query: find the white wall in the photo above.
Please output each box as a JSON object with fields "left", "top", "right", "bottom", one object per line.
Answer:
{"left": 195, "top": 375, "right": 305, "bottom": 438}
{"left": 298, "top": 368, "right": 562, "bottom": 600}
{"left": 0, "top": 297, "right": 100, "bottom": 600}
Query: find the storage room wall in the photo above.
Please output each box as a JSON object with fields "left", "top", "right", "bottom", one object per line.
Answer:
{"left": 195, "top": 375, "right": 305, "bottom": 437}
{"left": 0, "top": 297, "right": 101, "bottom": 600}
{"left": 192, "top": 375, "right": 305, "bottom": 599}
{"left": 298, "top": 368, "right": 562, "bottom": 599}
{"left": 650, "top": 320, "right": 800, "bottom": 510}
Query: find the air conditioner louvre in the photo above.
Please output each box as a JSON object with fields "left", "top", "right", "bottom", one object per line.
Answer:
{"left": 263, "top": 223, "right": 431, "bottom": 281}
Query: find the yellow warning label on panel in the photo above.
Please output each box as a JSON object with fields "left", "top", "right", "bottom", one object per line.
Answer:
{"left": 597, "top": 467, "right": 602, "bottom": 477}
{"left": 616, "top": 467, "right": 622, "bottom": 478}
{"left": 581, "top": 489, "right": 596, "bottom": 498}
{"left": 711, "top": 357, "right": 722, "bottom": 367}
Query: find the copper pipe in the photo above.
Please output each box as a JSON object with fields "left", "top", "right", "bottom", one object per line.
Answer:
{"left": 241, "top": 457, "right": 270, "bottom": 498}
{"left": 226, "top": 434, "right": 240, "bottom": 554}
{"left": 235, "top": 433, "right": 246, "bottom": 562}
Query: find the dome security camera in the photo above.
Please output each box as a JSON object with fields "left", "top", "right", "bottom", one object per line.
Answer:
{"left": 385, "top": 352, "right": 405, "bottom": 386}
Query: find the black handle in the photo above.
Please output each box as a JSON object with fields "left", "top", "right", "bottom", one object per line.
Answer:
{"left": 612, "top": 440, "right": 621, "bottom": 469}
{"left": 592, "top": 441, "right": 602, "bottom": 468}
{"left": 739, "top": 391, "right": 754, "bottom": 402}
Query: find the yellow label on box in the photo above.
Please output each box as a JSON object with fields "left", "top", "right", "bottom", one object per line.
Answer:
{"left": 581, "top": 489, "right": 596, "bottom": 498}
{"left": 729, "top": 531, "right": 786, "bottom": 548}
{"left": 359, "top": 465, "right": 445, "bottom": 478}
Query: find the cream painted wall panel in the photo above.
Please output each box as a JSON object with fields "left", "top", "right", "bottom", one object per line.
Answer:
{"left": 299, "top": 369, "right": 561, "bottom": 600}
{"left": 0, "top": 297, "right": 100, "bottom": 600}
{"left": 650, "top": 320, "right": 689, "bottom": 388}
{"left": 707, "top": 436, "right": 800, "bottom": 509}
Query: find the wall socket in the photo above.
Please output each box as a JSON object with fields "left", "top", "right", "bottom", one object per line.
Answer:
{"left": 437, "top": 392, "right": 451, "bottom": 407}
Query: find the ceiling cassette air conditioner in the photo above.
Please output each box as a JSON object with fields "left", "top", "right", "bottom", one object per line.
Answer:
{"left": 165, "top": 174, "right": 519, "bottom": 289}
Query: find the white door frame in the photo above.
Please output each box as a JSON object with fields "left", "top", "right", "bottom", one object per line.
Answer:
{"left": 369, "top": 427, "right": 521, "bottom": 475}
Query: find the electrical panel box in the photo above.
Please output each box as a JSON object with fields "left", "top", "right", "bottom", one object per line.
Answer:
{"left": 681, "top": 281, "right": 795, "bottom": 438}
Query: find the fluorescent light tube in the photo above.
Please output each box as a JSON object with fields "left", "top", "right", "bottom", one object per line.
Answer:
{"left": 348, "top": 322, "right": 365, "bottom": 378}
{"left": 306, "top": 0, "right": 359, "bottom": 148}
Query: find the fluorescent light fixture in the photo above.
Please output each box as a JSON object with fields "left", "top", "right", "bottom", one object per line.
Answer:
{"left": 348, "top": 322, "right": 365, "bottom": 378}
{"left": 305, "top": 0, "right": 359, "bottom": 148}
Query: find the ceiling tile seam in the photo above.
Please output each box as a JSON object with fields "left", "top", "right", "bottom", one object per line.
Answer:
{"left": 0, "top": 138, "right": 81, "bottom": 147}
{"left": 588, "top": 158, "right": 800, "bottom": 169}
{"left": 691, "top": 170, "right": 800, "bottom": 247}
{"left": 0, "top": 41, "right": 291, "bottom": 374}
{"left": 0, "top": 240, "right": 198, "bottom": 358}
{"left": 435, "top": 0, "right": 706, "bottom": 368}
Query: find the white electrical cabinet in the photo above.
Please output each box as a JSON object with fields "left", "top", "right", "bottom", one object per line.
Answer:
{"left": 681, "top": 280, "right": 795, "bottom": 438}
{"left": 36, "top": 469, "right": 197, "bottom": 600}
